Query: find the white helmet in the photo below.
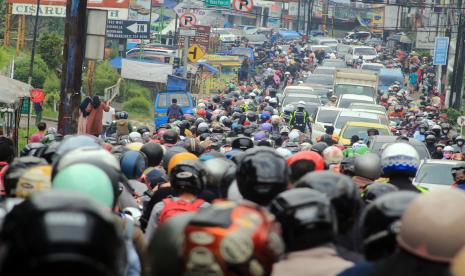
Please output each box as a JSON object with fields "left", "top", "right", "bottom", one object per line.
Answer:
{"left": 129, "top": 132, "right": 142, "bottom": 142}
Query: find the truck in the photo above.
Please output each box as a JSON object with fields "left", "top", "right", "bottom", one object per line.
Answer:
{"left": 333, "top": 68, "right": 379, "bottom": 100}
{"left": 153, "top": 75, "right": 195, "bottom": 127}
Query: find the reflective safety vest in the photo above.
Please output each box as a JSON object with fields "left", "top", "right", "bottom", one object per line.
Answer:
{"left": 292, "top": 110, "right": 307, "bottom": 126}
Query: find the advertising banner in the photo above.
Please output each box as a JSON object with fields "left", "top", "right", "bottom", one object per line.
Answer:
{"left": 122, "top": 59, "right": 172, "bottom": 83}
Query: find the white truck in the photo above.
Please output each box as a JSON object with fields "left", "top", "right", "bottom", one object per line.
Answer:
{"left": 333, "top": 68, "right": 379, "bottom": 100}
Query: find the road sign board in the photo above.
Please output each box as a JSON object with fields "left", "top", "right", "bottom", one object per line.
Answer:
{"left": 106, "top": 20, "right": 150, "bottom": 39}
{"left": 180, "top": 13, "right": 197, "bottom": 27}
{"left": 433, "top": 37, "right": 449, "bottom": 65}
{"left": 205, "top": 0, "right": 230, "bottom": 7}
{"left": 458, "top": 116, "right": 465, "bottom": 127}
{"left": 179, "top": 28, "right": 196, "bottom": 36}
{"left": 178, "top": 25, "right": 211, "bottom": 53}
{"left": 187, "top": 44, "right": 205, "bottom": 63}
{"left": 233, "top": 0, "right": 253, "bottom": 12}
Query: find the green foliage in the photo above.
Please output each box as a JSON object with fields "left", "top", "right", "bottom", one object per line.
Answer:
{"left": 0, "top": 0, "right": 5, "bottom": 36}
{"left": 444, "top": 108, "right": 462, "bottom": 126}
{"left": 37, "top": 32, "right": 64, "bottom": 69}
{"left": 0, "top": 46, "right": 14, "bottom": 70}
{"left": 43, "top": 72, "right": 60, "bottom": 109}
{"left": 14, "top": 55, "right": 49, "bottom": 88}
{"left": 120, "top": 80, "right": 151, "bottom": 100}
{"left": 123, "top": 97, "right": 150, "bottom": 115}
{"left": 83, "top": 60, "right": 119, "bottom": 96}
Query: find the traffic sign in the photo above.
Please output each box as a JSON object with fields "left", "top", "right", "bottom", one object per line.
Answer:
{"left": 106, "top": 20, "right": 150, "bottom": 39}
{"left": 457, "top": 116, "right": 465, "bottom": 127}
{"left": 206, "top": 0, "right": 231, "bottom": 8}
{"left": 433, "top": 37, "right": 449, "bottom": 65}
{"left": 179, "top": 28, "right": 196, "bottom": 36}
{"left": 187, "top": 44, "right": 205, "bottom": 63}
{"left": 180, "top": 13, "right": 197, "bottom": 27}
{"left": 233, "top": 0, "right": 253, "bottom": 12}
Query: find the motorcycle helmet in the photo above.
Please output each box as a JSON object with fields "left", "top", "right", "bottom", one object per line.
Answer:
{"left": 3, "top": 156, "right": 48, "bottom": 197}
{"left": 323, "top": 146, "right": 344, "bottom": 165}
{"left": 0, "top": 191, "right": 126, "bottom": 276}
{"left": 170, "top": 160, "right": 207, "bottom": 195}
{"left": 140, "top": 143, "right": 164, "bottom": 167}
{"left": 360, "top": 191, "right": 418, "bottom": 261}
{"left": 354, "top": 153, "right": 382, "bottom": 180}
{"left": 15, "top": 165, "right": 52, "bottom": 199}
{"left": 311, "top": 142, "right": 329, "bottom": 156}
{"left": 236, "top": 147, "right": 288, "bottom": 206}
{"left": 163, "top": 130, "right": 179, "bottom": 144}
{"left": 295, "top": 171, "right": 360, "bottom": 233}
{"left": 203, "top": 158, "right": 236, "bottom": 198}
{"left": 52, "top": 163, "right": 114, "bottom": 209}
{"left": 362, "top": 182, "right": 398, "bottom": 203}
{"left": 397, "top": 190, "right": 465, "bottom": 262}
{"left": 20, "top": 143, "right": 48, "bottom": 158}
{"left": 381, "top": 143, "right": 420, "bottom": 177}
{"left": 231, "top": 137, "right": 254, "bottom": 151}
{"left": 287, "top": 151, "right": 325, "bottom": 183}
{"left": 167, "top": 152, "right": 199, "bottom": 174}
{"left": 271, "top": 187, "right": 337, "bottom": 253}
{"left": 120, "top": 150, "right": 148, "bottom": 180}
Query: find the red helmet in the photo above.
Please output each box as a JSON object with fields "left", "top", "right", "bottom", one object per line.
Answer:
{"left": 287, "top": 151, "right": 325, "bottom": 171}
{"left": 182, "top": 200, "right": 284, "bottom": 275}
{"left": 197, "top": 109, "right": 206, "bottom": 117}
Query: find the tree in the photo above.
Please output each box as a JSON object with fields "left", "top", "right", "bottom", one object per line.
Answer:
{"left": 83, "top": 60, "right": 120, "bottom": 96}
{"left": 14, "top": 55, "right": 49, "bottom": 88}
{"left": 43, "top": 72, "right": 61, "bottom": 111}
{"left": 37, "top": 32, "right": 64, "bottom": 69}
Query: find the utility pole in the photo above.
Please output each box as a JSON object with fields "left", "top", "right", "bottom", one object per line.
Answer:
{"left": 451, "top": 0, "right": 464, "bottom": 109}
{"left": 183, "top": 36, "right": 189, "bottom": 78}
{"left": 297, "top": 0, "right": 301, "bottom": 32}
{"left": 307, "top": 0, "right": 314, "bottom": 35}
{"left": 58, "top": 0, "right": 88, "bottom": 134}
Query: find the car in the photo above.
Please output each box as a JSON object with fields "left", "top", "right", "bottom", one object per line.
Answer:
{"left": 366, "top": 135, "right": 431, "bottom": 160}
{"left": 333, "top": 110, "right": 385, "bottom": 135}
{"left": 304, "top": 74, "right": 334, "bottom": 88}
{"left": 413, "top": 159, "right": 464, "bottom": 191}
{"left": 312, "top": 107, "right": 343, "bottom": 140}
{"left": 314, "top": 66, "right": 336, "bottom": 75}
{"left": 348, "top": 103, "right": 387, "bottom": 113}
{"left": 213, "top": 28, "right": 237, "bottom": 43}
{"left": 308, "top": 45, "right": 332, "bottom": 53}
{"left": 343, "top": 31, "right": 372, "bottom": 44}
{"left": 322, "top": 59, "right": 347, "bottom": 68}
{"left": 314, "top": 38, "right": 338, "bottom": 50}
{"left": 336, "top": 94, "right": 376, "bottom": 108}
{"left": 361, "top": 62, "right": 385, "bottom": 72}
{"left": 282, "top": 94, "right": 322, "bottom": 107}
{"left": 298, "top": 83, "right": 333, "bottom": 104}
{"left": 345, "top": 46, "right": 378, "bottom": 65}
{"left": 338, "top": 122, "right": 392, "bottom": 146}
{"left": 336, "top": 43, "right": 351, "bottom": 59}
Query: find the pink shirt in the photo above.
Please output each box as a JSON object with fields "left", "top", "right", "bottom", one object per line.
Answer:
{"left": 30, "top": 132, "right": 44, "bottom": 143}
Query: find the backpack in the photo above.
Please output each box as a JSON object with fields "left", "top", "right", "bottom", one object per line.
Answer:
{"left": 158, "top": 198, "right": 204, "bottom": 224}
{"left": 168, "top": 105, "right": 181, "bottom": 119}
{"left": 117, "top": 119, "right": 130, "bottom": 137}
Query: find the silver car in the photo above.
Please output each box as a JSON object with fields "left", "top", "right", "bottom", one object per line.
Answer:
{"left": 413, "top": 159, "right": 465, "bottom": 191}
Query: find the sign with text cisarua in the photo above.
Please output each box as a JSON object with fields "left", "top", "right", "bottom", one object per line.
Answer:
{"left": 106, "top": 20, "right": 150, "bottom": 39}
{"left": 433, "top": 37, "right": 449, "bottom": 65}
{"left": 205, "top": 0, "right": 230, "bottom": 8}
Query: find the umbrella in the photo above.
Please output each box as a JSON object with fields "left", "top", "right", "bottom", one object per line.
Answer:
{"left": 0, "top": 75, "right": 31, "bottom": 105}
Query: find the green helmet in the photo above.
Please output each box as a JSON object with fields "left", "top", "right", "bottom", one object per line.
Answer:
{"left": 355, "top": 147, "right": 370, "bottom": 156}
{"left": 52, "top": 163, "right": 114, "bottom": 209}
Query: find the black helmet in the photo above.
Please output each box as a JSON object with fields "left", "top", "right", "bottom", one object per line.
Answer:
{"left": 203, "top": 158, "right": 236, "bottom": 198}
{"left": 236, "top": 147, "right": 288, "bottom": 205}
{"left": 362, "top": 182, "right": 399, "bottom": 204}
{"left": 182, "top": 138, "right": 203, "bottom": 156}
{"left": 231, "top": 137, "right": 254, "bottom": 151}
{"left": 0, "top": 191, "right": 126, "bottom": 276}
{"left": 140, "top": 143, "right": 164, "bottom": 167}
{"left": 162, "top": 146, "right": 188, "bottom": 171}
{"left": 340, "top": 156, "right": 356, "bottom": 177}
{"left": 270, "top": 188, "right": 336, "bottom": 252}
{"left": 222, "top": 118, "right": 233, "bottom": 128}
{"left": 20, "top": 143, "right": 48, "bottom": 158}
{"left": 311, "top": 142, "right": 329, "bottom": 156}
{"left": 425, "top": 134, "right": 436, "bottom": 143}
{"left": 296, "top": 171, "right": 360, "bottom": 233}
{"left": 360, "top": 191, "right": 418, "bottom": 261}
{"left": 3, "top": 156, "right": 48, "bottom": 197}
{"left": 137, "top": 125, "right": 150, "bottom": 135}
{"left": 0, "top": 137, "right": 14, "bottom": 163}
{"left": 170, "top": 160, "right": 207, "bottom": 195}
{"left": 163, "top": 130, "right": 179, "bottom": 144}
{"left": 354, "top": 153, "right": 381, "bottom": 180}
{"left": 247, "top": 111, "right": 257, "bottom": 122}
{"left": 54, "top": 135, "right": 102, "bottom": 162}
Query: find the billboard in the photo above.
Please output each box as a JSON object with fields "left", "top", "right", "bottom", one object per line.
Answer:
{"left": 9, "top": 0, "right": 130, "bottom": 20}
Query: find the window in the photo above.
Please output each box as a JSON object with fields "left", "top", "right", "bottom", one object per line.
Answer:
{"left": 156, "top": 94, "right": 168, "bottom": 108}
{"left": 342, "top": 126, "right": 390, "bottom": 139}
{"left": 335, "top": 116, "right": 379, "bottom": 128}
{"left": 316, "top": 109, "right": 340, "bottom": 124}
{"left": 354, "top": 48, "right": 377, "bottom": 56}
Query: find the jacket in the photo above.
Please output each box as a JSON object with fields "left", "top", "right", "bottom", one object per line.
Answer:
{"left": 272, "top": 244, "right": 353, "bottom": 276}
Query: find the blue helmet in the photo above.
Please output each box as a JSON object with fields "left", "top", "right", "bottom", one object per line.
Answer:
{"left": 120, "top": 151, "right": 148, "bottom": 179}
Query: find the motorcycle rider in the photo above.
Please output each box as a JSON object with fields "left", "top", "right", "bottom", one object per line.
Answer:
{"left": 271, "top": 188, "right": 353, "bottom": 276}
{"left": 290, "top": 101, "right": 311, "bottom": 133}
{"left": 453, "top": 136, "right": 465, "bottom": 154}
{"left": 352, "top": 153, "right": 382, "bottom": 194}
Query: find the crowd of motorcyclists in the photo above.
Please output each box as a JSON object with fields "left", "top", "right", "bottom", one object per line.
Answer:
{"left": 1, "top": 35, "right": 465, "bottom": 276}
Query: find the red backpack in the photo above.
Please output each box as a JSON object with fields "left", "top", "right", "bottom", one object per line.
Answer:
{"left": 158, "top": 198, "right": 204, "bottom": 224}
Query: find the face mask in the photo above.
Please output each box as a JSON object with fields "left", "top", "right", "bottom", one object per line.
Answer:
{"left": 420, "top": 128, "right": 425, "bottom": 134}
{"left": 459, "top": 141, "right": 464, "bottom": 146}
{"left": 444, "top": 152, "right": 453, "bottom": 159}
{"left": 443, "top": 129, "right": 449, "bottom": 134}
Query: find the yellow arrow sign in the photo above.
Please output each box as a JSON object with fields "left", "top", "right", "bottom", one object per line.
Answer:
{"left": 187, "top": 44, "right": 205, "bottom": 63}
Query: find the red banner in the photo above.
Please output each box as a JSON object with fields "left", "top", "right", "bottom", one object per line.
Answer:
{"left": 8, "top": 0, "right": 129, "bottom": 8}
{"left": 30, "top": 89, "right": 45, "bottom": 103}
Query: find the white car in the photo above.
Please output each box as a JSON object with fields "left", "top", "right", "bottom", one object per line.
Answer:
{"left": 413, "top": 160, "right": 464, "bottom": 191}
{"left": 315, "top": 38, "right": 338, "bottom": 50}
{"left": 361, "top": 62, "right": 385, "bottom": 72}
{"left": 311, "top": 107, "right": 343, "bottom": 143}
{"left": 345, "top": 46, "right": 378, "bottom": 65}
{"left": 333, "top": 110, "right": 383, "bottom": 135}
{"left": 336, "top": 94, "right": 376, "bottom": 109}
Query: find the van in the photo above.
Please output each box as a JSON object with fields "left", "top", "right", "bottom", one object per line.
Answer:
{"left": 153, "top": 75, "right": 194, "bottom": 127}
{"left": 378, "top": 68, "right": 405, "bottom": 93}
